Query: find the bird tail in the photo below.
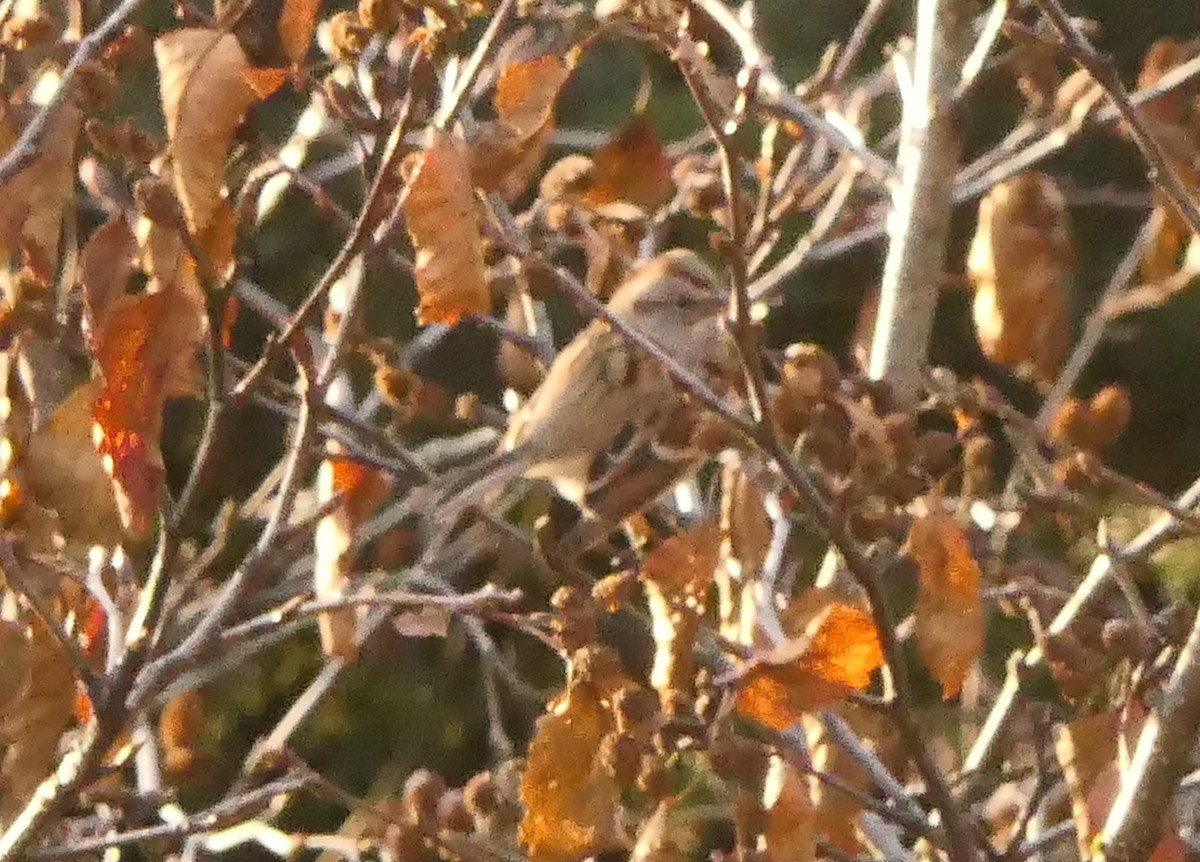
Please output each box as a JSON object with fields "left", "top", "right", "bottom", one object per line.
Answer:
{"left": 420, "top": 446, "right": 531, "bottom": 558}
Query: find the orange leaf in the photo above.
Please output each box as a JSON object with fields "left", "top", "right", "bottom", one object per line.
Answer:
{"left": 241, "top": 66, "right": 290, "bottom": 100}
{"left": 91, "top": 271, "right": 206, "bottom": 536}
{"left": 279, "top": 0, "right": 321, "bottom": 66}
{"left": 735, "top": 603, "right": 883, "bottom": 730}
{"left": 403, "top": 131, "right": 490, "bottom": 325}
{"left": 640, "top": 523, "right": 721, "bottom": 713}
{"left": 906, "top": 507, "right": 985, "bottom": 699}
{"left": 495, "top": 55, "right": 571, "bottom": 138}
{"left": 472, "top": 54, "right": 571, "bottom": 196}
{"left": 582, "top": 114, "right": 674, "bottom": 213}
{"left": 519, "top": 682, "right": 625, "bottom": 862}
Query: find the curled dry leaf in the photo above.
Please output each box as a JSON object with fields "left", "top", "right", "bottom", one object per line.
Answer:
{"left": 155, "top": 28, "right": 259, "bottom": 234}
{"left": 717, "top": 457, "right": 773, "bottom": 643}
{"left": 581, "top": 114, "right": 674, "bottom": 215}
{"left": 279, "top": 0, "right": 322, "bottom": 66}
{"left": 760, "top": 755, "right": 816, "bottom": 862}
{"left": 640, "top": 523, "right": 721, "bottom": 715}
{"left": 78, "top": 216, "right": 138, "bottom": 345}
{"left": 905, "top": 505, "right": 985, "bottom": 699}
{"left": 967, "top": 171, "right": 1074, "bottom": 384}
{"left": 519, "top": 680, "right": 627, "bottom": 862}
{"left": 473, "top": 54, "right": 572, "bottom": 196}
{"left": 0, "top": 617, "right": 77, "bottom": 825}
{"left": 734, "top": 594, "right": 884, "bottom": 731}
{"left": 24, "top": 380, "right": 124, "bottom": 547}
{"left": 313, "top": 443, "right": 393, "bottom": 661}
{"left": 403, "top": 131, "right": 490, "bottom": 325}
{"left": 90, "top": 245, "right": 207, "bottom": 536}
{"left": 0, "top": 99, "right": 80, "bottom": 268}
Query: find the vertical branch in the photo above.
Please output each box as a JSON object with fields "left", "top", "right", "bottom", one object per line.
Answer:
{"left": 1098, "top": 603, "right": 1200, "bottom": 862}
{"left": 868, "top": 0, "right": 978, "bottom": 404}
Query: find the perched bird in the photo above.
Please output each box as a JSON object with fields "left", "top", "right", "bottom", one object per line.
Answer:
{"left": 431, "top": 249, "right": 736, "bottom": 540}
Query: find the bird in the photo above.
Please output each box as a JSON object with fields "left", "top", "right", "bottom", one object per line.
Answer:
{"left": 427, "top": 248, "right": 737, "bottom": 547}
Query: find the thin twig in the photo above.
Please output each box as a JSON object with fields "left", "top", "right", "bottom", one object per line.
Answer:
{"left": 1031, "top": 0, "right": 1200, "bottom": 237}
{"left": 1098, "top": 601, "right": 1200, "bottom": 862}
{"left": 1035, "top": 212, "right": 1163, "bottom": 433}
{"left": 0, "top": 0, "right": 150, "bottom": 184}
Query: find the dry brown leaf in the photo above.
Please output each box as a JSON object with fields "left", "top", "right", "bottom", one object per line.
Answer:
{"left": 403, "top": 131, "right": 490, "bottom": 325}
{"left": 472, "top": 55, "right": 571, "bottom": 195}
{"left": 640, "top": 523, "right": 721, "bottom": 715}
{"left": 0, "top": 100, "right": 81, "bottom": 267}
{"left": 79, "top": 216, "right": 137, "bottom": 343}
{"left": 519, "top": 681, "right": 627, "bottom": 862}
{"left": 313, "top": 443, "right": 393, "bottom": 661}
{"left": 967, "top": 171, "right": 1074, "bottom": 384}
{"left": 155, "top": 28, "right": 258, "bottom": 234}
{"left": 24, "top": 380, "right": 123, "bottom": 547}
{"left": 0, "top": 617, "right": 77, "bottom": 825}
{"left": 905, "top": 506, "right": 985, "bottom": 699}
{"left": 717, "top": 458, "right": 773, "bottom": 642}
{"left": 279, "top": 0, "right": 321, "bottom": 66}
{"left": 582, "top": 114, "right": 674, "bottom": 215}
{"left": 761, "top": 755, "right": 816, "bottom": 862}
{"left": 804, "top": 704, "right": 898, "bottom": 853}
{"left": 735, "top": 596, "right": 883, "bottom": 731}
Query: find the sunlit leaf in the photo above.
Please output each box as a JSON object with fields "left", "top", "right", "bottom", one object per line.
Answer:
{"left": 279, "top": 0, "right": 322, "bottom": 66}
{"left": 519, "top": 681, "right": 626, "bottom": 862}
{"left": 91, "top": 268, "right": 206, "bottom": 536}
{"left": 403, "top": 131, "right": 489, "bottom": 325}
{"left": 24, "top": 380, "right": 124, "bottom": 546}
{"left": 640, "top": 523, "right": 720, "bottom": 714}
{"left": 472, "top": 54, "right": 571, "bottom": 195}
{"left": 79, "top": 216, "right": 137, "bottom": 344}
{"left": 906, "top": 506, "right": 985, "bottom": 699}
{"left": 155, "top": 28, "right": 259, "bottom": 233}
{"left": 735, "top": 600, "right": 883, "bottom": 730}
{"left": 967, "top": 171, "right": 1074, "bottom": 384}
{"left": 0, "top": 100, "right": 81, "bottom": 265}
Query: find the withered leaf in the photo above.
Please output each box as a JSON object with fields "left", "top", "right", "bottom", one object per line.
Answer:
{"left": 519, "top": 682, "right": 627, "bottom": 862}
{"left": 906, "top": 506, "right": 985, "bottom": 699}
{"left": 735, "top": 599, "right": 883, "bottom": 731}
{"left": 761, "top": 755, "right": 816, "bottom": 862}
{"left": 278, "top": 0, "right": 321, "bottom": 67}
{"left": 0, "top": 618, "right": 77, "bottom": 824}
{"left": 0, "top": 99, "right": 81, "bottom": 266}
{"left": 582, "top": 114, "right": 674, "bottom": 215}
{"left": 967, "top": 171, "right": 1074, "bottom": 384}
{"left": 91, "top": 258, "right": 207, "bottom": 536}
{"left": 641, "top": 523, "right": 720, "bottom": 713}
{"left": 155, "top": 28, "right": 259, "bottom": 234}
{"left": 473, "top": 54, "right": 572, "bottom": 196}
{"left": 24, "top": 380, "right": 124, "bottom": 547}
{"left": 403, "top": 131, "right": 490, "bottom": 325}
